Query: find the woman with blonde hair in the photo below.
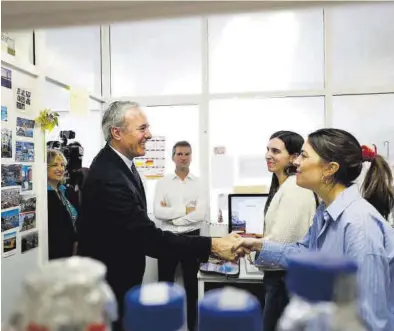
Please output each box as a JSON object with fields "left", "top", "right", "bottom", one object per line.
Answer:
{"left": 47, "top": 149, "right": 78, "bottom": 259}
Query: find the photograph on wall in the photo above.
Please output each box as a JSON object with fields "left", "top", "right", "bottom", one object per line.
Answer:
{"left": 15, "top": 87, "right": 32, "bottom": 112}
{"left": 20, "top": 195, "right": 36, "bottom": 213}
{"left": 1, "top": 187, "right": 21, "bottom": 210}
{"left": 1, "top": 106, "right": 8, "bottom": 122}
{"left": 3, "top": 231, "right": 17, "bottom": 258}
{"left": 15, "top": 141, "right": 34, "bottom": 162}
{"left": 21, "top": 165, "right": 33, "bottom": 191}
{"left": 1, "top": 208, "right": 19, "bottom": 232}
{"left": 16, "top": 117, "right": 35, "bottom": 138}
{"left": 1, "top": 67, "right": 12, "bottom": 89}
{"left": 19, "top": 211, "right": 36, "bottom": 232}
{"left": 1, "top": 33, "right": 16, "bottom": 56}
{"left": 21, "top": 231, "right": 38, "bottom": 254}
{"left": 1, "top": 164, "right": 22, "bottom": 187}
{"left": 1, "top": 128, "right": 13, "bottom": 158}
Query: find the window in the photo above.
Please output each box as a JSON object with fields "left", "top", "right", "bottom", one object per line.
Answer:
{"left": 332, "top": 94, "right": 394, "bottom": 164}
{"left": 44, "top": 82, "right": 104, "bottom": 167}
{"left": 209, "top": 97, "right": 325, "bottom": 219}
{"left": 45, "top": 26, "right": 101, "bottom": 95}
{"left": 329, "top": 3, "right": 394, "bottom": 89}
{"left": 44, "top": 80, "right": 102, "bottom": 112}
{"left": 208, "top": 8, "right": 324, "bottom": 93}
{"left": 111, "top": 18, "right": 202, "bottom": 97}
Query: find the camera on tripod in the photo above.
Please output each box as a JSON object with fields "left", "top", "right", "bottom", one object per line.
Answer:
{"left": 47, "top": 130, "right": 84, "bottom": 174}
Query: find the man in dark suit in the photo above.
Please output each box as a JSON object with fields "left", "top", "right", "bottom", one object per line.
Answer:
{"left": 77, "top": 101, "right": 241, "bottom": 331}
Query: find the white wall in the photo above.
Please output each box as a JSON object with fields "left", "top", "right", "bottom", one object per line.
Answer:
{"left": 1, "top": 49, "right": 47, "bottom": 321}
{"left": 1, "top": 29, "right": 105, "bottom": 323}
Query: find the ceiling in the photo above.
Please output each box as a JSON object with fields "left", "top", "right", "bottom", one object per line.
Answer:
{"left": 2, "top": 1, "right": 345, "bottom": 31}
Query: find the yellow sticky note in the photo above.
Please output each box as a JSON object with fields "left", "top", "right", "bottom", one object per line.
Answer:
{"left": 69, "top": 87, "right": 89, "bottom": 116}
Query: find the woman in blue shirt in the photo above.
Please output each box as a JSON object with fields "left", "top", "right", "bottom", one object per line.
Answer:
{"left": 234, "top": 128, "right": 394, "bottom": 331}
{"left": 47, "top": 149, "right": 78, "bottom": 259}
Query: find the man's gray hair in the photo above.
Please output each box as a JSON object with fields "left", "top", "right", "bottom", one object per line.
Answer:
{"left": 102, "top": 101, "right": 140, "bottom": 142}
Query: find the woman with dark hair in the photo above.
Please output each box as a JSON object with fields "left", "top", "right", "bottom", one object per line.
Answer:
{"left": 259, "top": 131, "right": 317, "bottom": 331}
{"left": 234, "top": 128, "right": 394, "bottom": 331}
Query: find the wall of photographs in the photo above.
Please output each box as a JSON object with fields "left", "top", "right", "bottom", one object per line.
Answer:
{"left": 1, "top": 58, "right": 46, "bottom": 320}
{"left": 1, "top": 66, "right": 38, "bottom": 256}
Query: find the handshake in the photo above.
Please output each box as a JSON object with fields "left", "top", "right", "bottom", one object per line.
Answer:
{"left": 211, "top": 232, "right": 264, "bottom": 261}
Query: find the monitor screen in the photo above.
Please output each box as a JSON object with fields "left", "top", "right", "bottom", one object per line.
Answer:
{"left": 228, "top": 194, "right": 268, "bottom": 234}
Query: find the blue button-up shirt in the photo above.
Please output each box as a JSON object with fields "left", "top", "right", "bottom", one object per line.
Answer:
{"left": 256, "top": 184, "right": 394, "bottom": 331}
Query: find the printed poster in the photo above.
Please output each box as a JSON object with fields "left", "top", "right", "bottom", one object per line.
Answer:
{"left": 21, "top": 165, "right": 33, "bottom": 191}
{"left": 20, "top": 211, "right": 36, "bottom": 232}
{"left": 15, "top": 141, "right": 34, "bottom": 162}
{"left": 20, "top": 195, "right": 36, "bottom": 232}
{"left": 16, "top": 117, "right": 35, "bottom": 138}
{"left": 1, "top": 67, "right": 12, "bottom": 89}
{"left": 1, "top": 128, "right": 12, "bottom": 158}
{"left": 1, "top": 164, "right": 23, "bottom": 187}
{"left": 134, "top": 136, "right": 166, "bottom": 179}
{"left": 3, "top": 231, "right": 17, "bottom": 258}
{"left": 1, "top": 106, "right": 8, "bottom": 121}
{"left": 21, "top": 231, "right": 39, "bottom": 254}
{"left": 1, "top": 208, "right": 19, "bottom": 232}
{"left": 15, "top": 87, "right": 32, "bottom": 112}
{"left": 1, "top": 187, "right": 21, "bottom": 210}
{"left": 1, "top": 33, "right": 15, "bottom": 56}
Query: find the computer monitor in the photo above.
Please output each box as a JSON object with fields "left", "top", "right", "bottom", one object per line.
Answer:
{"left": 228, "top": 194, "right": 268, "bottom": 235}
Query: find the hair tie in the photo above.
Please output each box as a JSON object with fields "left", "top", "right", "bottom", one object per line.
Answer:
{"left": 361, "top": 144, "right": 377, "bottom": 162}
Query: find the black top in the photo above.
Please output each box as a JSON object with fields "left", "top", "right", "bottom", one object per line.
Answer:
{"left": 47, "top": 189, "right": 77, "bottom": 260}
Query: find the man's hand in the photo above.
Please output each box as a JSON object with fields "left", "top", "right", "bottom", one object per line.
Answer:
{"left": 232, "top": 237, "right": 263, "bottom": 253}
{"left": 186, "top": 206, "right": 196, "bottom": 214}
{"left": 211, "top": 232, "right": 249, "bottom": 261}
{"left": 160, "top": 200, "right": 167, "bottom": 207}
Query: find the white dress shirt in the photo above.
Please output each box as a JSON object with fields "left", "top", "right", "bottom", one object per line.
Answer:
{"left": 153, "top": 172, "right": 208, "bottom": 234}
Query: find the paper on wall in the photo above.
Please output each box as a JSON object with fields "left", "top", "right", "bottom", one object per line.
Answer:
{"left": 2, "top": 231, "right": 17, "bottom": 258}
{"left": 69, "top": 87, "right": 89, "bottom": 116}
{"left": 213, "top": 146, "right": 226, "bottom": 155}
{"left": 211, "top": 154, "right": 234, "bottom": 189}
{"left": 238, "top": 155, "right": 267, "bottom": 178}
{"left": 15, "top": 87, "right": 32, "bottom": 113}
{"left": 134, "top": 136, "right": 166, "bottom": 179}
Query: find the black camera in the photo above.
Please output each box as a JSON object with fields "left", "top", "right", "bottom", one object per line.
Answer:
{"left": 47, "top": 130, "right": 84, "bottom": 174}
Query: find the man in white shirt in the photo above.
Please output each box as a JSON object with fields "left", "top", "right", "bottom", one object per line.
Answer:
{"left": 154, "top": 141, "right": 207, "bottom": 331}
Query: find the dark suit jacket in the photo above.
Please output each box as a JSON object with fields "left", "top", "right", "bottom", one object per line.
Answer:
{"left": 77, "top": 144, "right": 211, "bottom": 300}
{"left": 47, "top": 190, "right": 77, "bottom": 259}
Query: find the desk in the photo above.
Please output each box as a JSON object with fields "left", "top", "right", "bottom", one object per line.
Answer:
{"left": 198, "top": 258, "right": 264, "bottom": 300}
